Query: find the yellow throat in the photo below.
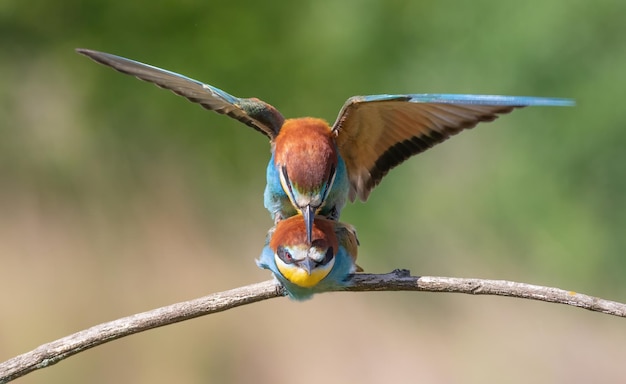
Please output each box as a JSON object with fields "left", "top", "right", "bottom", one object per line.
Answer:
{"left": 275, "top": 256, "right": 334, "bottom": 288}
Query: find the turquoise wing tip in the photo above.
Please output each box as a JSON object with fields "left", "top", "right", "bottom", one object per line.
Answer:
{"left": 412, "top": 94, "right": 577, "bottom": 106}
{"left": 357, "top": 93, "right": 576, "bottom": 107}
{"left": 511, "top": 96, "right": 576, "bottom": 107}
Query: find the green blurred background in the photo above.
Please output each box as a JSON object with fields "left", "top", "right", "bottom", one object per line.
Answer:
{"left": 2, "top": 0, "right": 626, "bottom": 382}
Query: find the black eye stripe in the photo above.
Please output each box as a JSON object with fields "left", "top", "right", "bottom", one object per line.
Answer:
{"left": 277, "top": 246, "right": 295, "bottom": 264}
{"left": 281, "top": 166, "right": 294, "bottom": 195}
{"left": 321, "top": 164, "right": 336, "bottom": 201}
{"left": 318, "top": 247, "right": 334, "bottom": 266}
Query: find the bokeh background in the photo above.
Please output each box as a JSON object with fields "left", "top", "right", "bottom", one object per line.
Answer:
{"left": 2, "top": 0, "right": 626, "bottom": 383}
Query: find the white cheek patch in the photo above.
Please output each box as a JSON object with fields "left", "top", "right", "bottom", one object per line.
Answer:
{"left": 308, "top": 247, "right": 326, "bottom": 263}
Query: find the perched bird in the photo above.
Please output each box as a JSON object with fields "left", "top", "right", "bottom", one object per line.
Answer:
{"left": 76, "top": 49, "right": 574, "bottom": 244}
{"left": 257, "top": 215, "right": 360, "bottom": 300}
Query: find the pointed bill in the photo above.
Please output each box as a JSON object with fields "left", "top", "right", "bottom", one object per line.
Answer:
{"left": 303, "top": 205, "right": 316, "bottom": 246}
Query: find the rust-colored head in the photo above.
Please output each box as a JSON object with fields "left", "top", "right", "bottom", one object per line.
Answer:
{"left": 269, "top": 216, "right": 339, "bottom": 288}
{"left": 274, "top": 117, "right": 338, "bottom": 192}
{"left": 269, "top": 215, "right": 339, "bottom": 254}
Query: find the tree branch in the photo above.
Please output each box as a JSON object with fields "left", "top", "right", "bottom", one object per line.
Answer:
{"left": 1, "top": 271, "right": 624, "bottom": 383}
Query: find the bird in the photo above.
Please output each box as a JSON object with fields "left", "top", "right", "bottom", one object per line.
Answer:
{"left": 76, "top": 48, "right": 574, "bottom": 245}
{"left": 257, "top": 214, "right": 361, "bottom": 300}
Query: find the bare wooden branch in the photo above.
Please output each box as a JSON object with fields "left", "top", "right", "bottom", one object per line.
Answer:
{"left": 0, "top": 280, "right": 285, "bottom": 384}
{"left": 1, "top": 271, "right": 624, "bottom": 383}
{"left": 347, "top": 270, "right": 626, "bottom": 316}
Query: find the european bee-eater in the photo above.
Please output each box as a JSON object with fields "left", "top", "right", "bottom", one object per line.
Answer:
{"left": 257, "top": 215, "right": 360, "bottom": 300}
{"left": 76, "top": 49, "right": 574, "bottom": 244}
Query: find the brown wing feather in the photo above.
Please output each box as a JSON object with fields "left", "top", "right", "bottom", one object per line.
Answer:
{"left": 76, "top": 48, "right": 283, "bottom": 139}
{"left": 334, "top": 99, "right": 518, "bottom": 201}
{"left": 333, "top": 221, "right": 362, "bottom": 271}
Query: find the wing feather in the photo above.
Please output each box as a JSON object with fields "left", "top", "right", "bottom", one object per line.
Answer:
{"left": 76, "top": 48, "right": 284, "bottom": 139}
{"left": 333, "top": 94, "right": 574, "bottom": 201}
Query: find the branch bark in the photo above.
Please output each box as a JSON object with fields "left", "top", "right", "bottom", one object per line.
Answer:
{"left": 1, "top": 271, "right": 624, "bottom": 383}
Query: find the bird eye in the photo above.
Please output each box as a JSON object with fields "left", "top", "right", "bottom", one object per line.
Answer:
{"left": 319, "top": 248, "right": 334, "bottom": 266}
{"left": 277, "top": 246, "right": 294, "bottom": 264}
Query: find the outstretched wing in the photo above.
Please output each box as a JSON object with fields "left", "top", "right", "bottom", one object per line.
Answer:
{"left": 76, "top": 48, "right": 284, "bottom": 139}
{"left": 332, "top": 94, "right": 574, "bottom": 201}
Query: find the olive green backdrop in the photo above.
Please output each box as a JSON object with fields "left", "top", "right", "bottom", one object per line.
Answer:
{"left": 2, "top": 0, "right": 625, "bottom": 383}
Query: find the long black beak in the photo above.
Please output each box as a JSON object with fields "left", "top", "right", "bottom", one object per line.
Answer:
{"left": 303, "top": 205, "right": 316, "bottom": 245}
{"left": 300, "top": 257, "right": 315, "bottom": 275}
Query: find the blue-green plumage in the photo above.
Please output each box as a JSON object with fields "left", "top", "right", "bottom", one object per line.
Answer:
{"left": 77, "top": 48, "right": 574, "bottom": 228}
{"left": 257, "top": 243, "right": 357, "bottom": 301}
{"left": 77, "top": 49, "right": 575, "bottom": 297}
{"left": 264, "top": 152, "right": 297, "bottom": 221}
{"left": 264, "top": 150, "right": 349, "bottom": 223}
{"left": 257, "top": 215, "right": 360, "bottom": 301}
